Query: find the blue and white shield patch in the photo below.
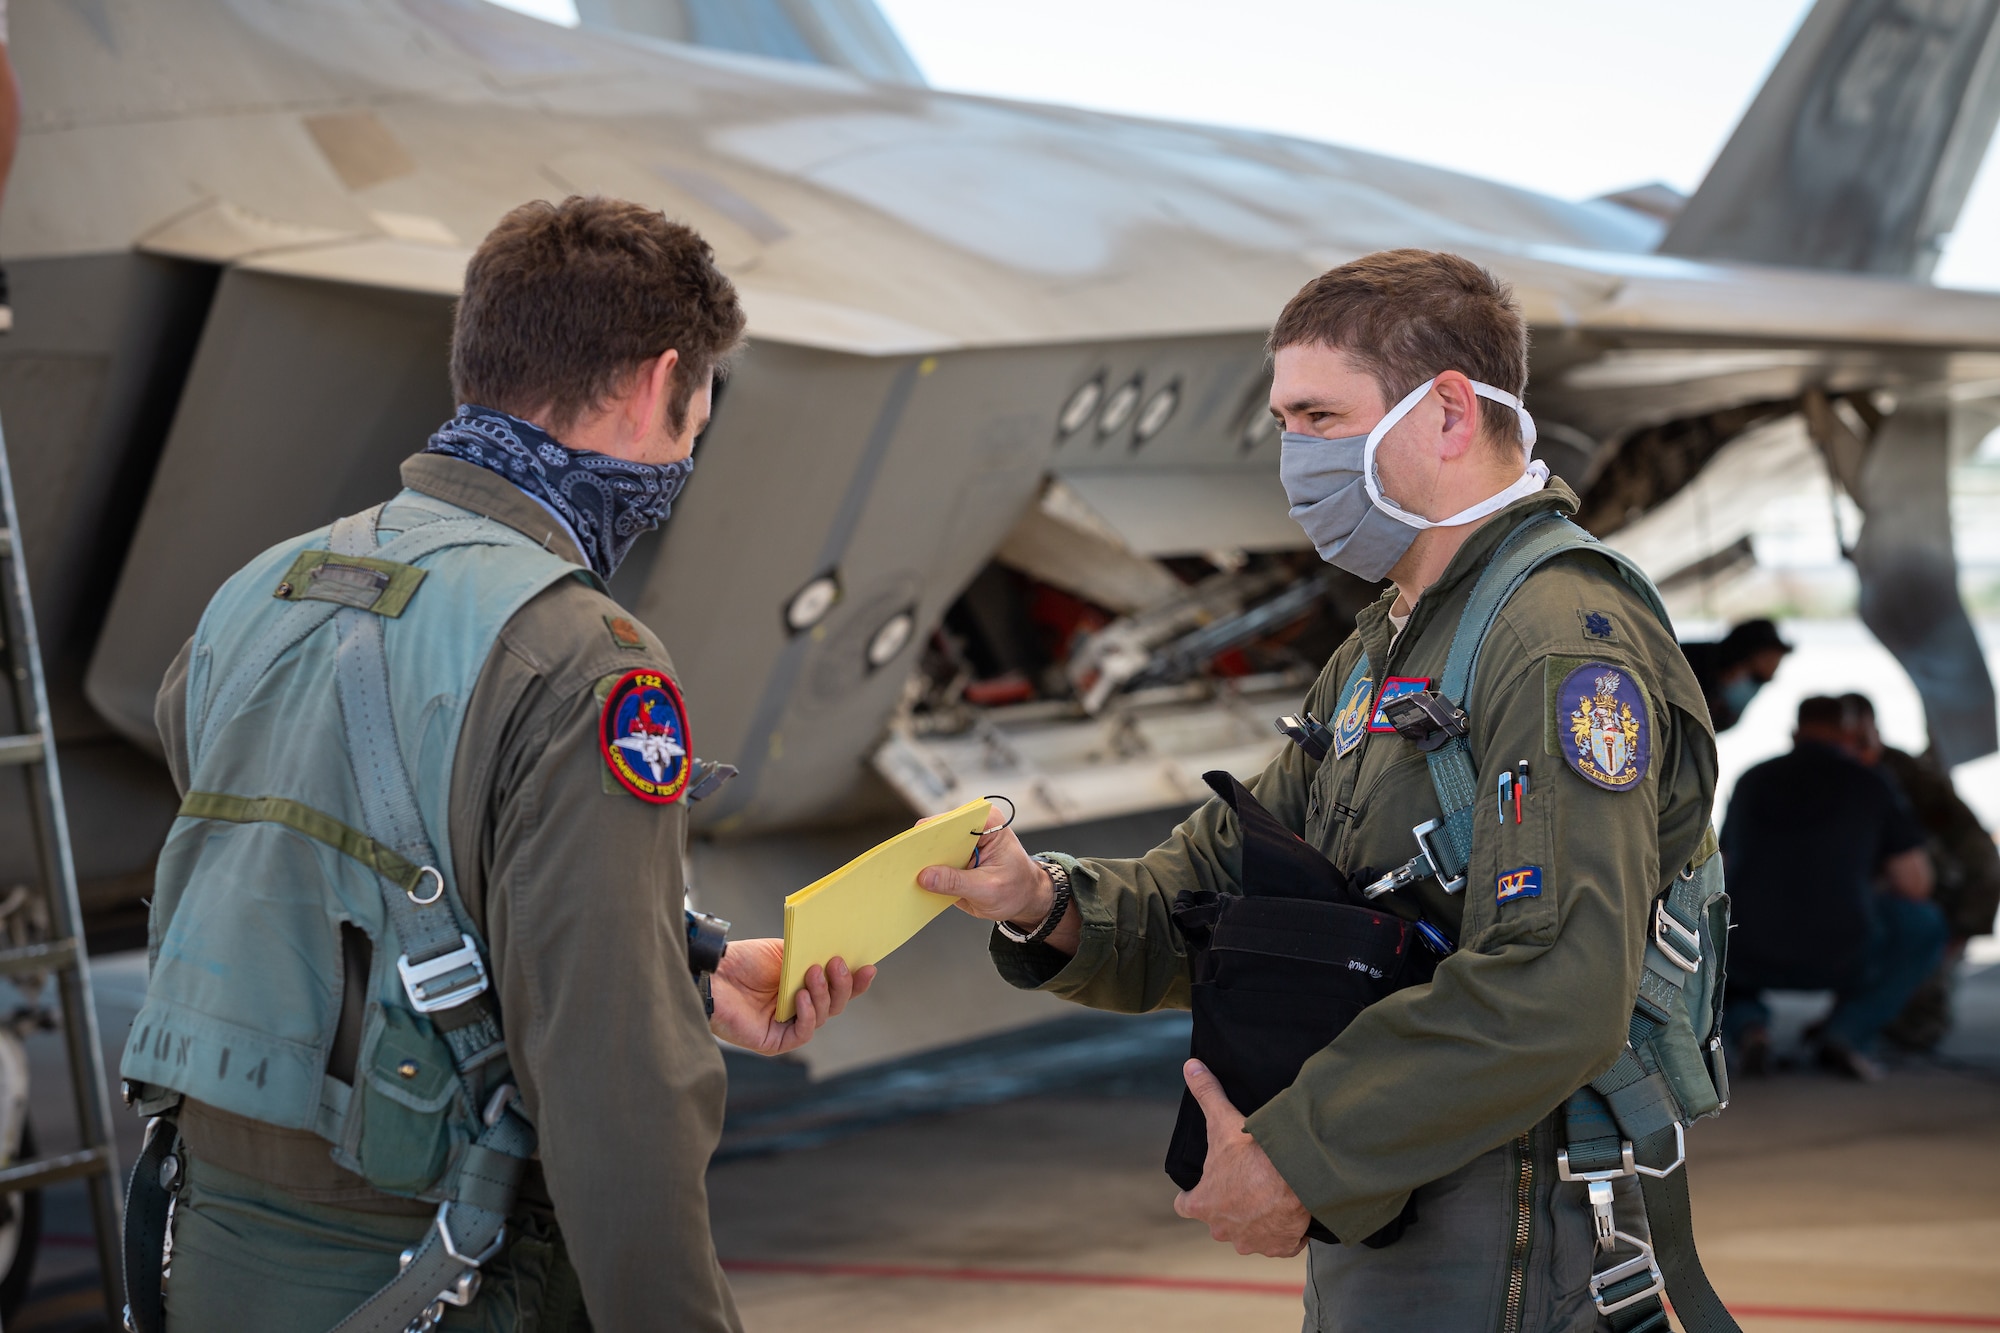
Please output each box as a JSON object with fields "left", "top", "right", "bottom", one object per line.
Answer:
{"left": 1332, "top": 666, "right": 1374, "bottom": 758}
{"left": 1560, "top": 662, "right": 1651, "bottom": 792}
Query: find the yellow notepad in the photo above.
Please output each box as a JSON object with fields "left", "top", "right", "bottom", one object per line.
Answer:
{"left": 775, "top": 798, "right": 993, "bottom": 1021}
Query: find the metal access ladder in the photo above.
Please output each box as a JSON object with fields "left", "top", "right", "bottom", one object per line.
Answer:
{"left": 0, "top": 414, "right": 126, "bottom": 1321}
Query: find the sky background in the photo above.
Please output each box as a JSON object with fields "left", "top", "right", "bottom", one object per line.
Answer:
{"left": 490, "top": 0, "right": 2000, "bottom": 290}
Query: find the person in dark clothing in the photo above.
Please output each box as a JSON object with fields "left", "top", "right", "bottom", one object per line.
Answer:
{"left": 1680, "top": 617, "right": 1792, "bottom": 732}
{"left": 1721, "top": 695, "right": 1947, "bottom": 1080}
{"left": 1837, "top": 693, "right": 2000, "bottom": 1051}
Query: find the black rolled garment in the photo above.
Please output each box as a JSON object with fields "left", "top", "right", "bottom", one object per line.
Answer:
{"left": 1165, "top": 772, "right": 1434, "bottom": 1246}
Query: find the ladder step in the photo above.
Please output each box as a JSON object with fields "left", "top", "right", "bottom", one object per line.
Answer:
{"left": 0, "top": 1145, "right": 117, "bottom": 1192}
{"left": 0, "top": 938, "right": 77, "bottom": 977}
{"left": 0, "top": 734, "right": 42, "bottom": 768}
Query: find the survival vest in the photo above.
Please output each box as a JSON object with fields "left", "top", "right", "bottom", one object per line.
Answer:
{"left": 119, "top": 491, "right": 590, "bottom": 1333}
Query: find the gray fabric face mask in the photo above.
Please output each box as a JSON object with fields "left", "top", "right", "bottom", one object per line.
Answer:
{"left": 1278, "top": 377, "right": 1545, "bottom": 582}
{"left": 1279, "top": 430, "right": 1422, "bottom": 580}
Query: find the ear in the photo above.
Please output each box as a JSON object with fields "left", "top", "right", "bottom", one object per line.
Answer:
{"left": 630, "top": 349, "right": 681, "bottom": 440}
{"left": 1430, "top": 371, "right": 1482, "bottom": 461}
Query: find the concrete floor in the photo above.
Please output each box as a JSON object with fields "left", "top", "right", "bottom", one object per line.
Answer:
{"left": 8, "top": 955, "right": 2000, "bottom": 1331}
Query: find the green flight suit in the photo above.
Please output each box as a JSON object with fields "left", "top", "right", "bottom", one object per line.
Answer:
{"left": 151, "top": 455, "right": 741, "bottom": 1331}
{"left": 991, "top": 482, "right": 1717, "bottom": 1331}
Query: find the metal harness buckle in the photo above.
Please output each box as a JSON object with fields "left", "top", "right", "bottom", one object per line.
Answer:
{"left": 435, "top": 1201, "right": 507, "bottom": 1269}
{"left": 1362, "top": 819, "right": 1466, "bottom": 899}
{"left": 1588, "top": 1233, "right": 1666, "bottom": 1315}
{"left": 1652, "top": 900, "right": 1701, "bottom": 972}
{"left": 1411, "top": 819, "right": 1466, "bottom": 895}
{"left": 397, "top": 935, "right": 490, "bottom": 1013}
{"left": 1557, "top": 1122, "right": 1686, "bottom": 1183}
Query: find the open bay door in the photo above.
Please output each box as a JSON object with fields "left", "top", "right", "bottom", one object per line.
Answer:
{"left": 873, "top": 464, "right": 1379, "bottom": 830}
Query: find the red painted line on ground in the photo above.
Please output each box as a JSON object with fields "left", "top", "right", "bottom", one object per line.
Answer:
{"left": 722, "top": 1258, "right": 1301, "bottom": 1297}
{"left": 1726, "top": 1309, "right": 2000, "bottom": 1329}
{"left": 722, "top": 1259, "right": 2000, "bottom": 1326}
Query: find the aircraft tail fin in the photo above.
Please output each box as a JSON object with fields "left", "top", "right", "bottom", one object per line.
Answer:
{"left": 1660, "top": 0, "right": 2000, "bottom": 276}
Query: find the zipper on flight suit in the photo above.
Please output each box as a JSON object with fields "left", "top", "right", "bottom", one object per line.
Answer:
{"left": 1500, "top": 1130, "right": 1533, "bottom": 1333}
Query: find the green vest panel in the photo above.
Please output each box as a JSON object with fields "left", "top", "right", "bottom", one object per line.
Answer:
{"left": 121, "top": 490, "right": 582, "bottom": 1191}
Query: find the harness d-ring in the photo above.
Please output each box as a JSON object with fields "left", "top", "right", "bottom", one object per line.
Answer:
{"left": 408, "top": 866, "right": 445, "bottom": 906}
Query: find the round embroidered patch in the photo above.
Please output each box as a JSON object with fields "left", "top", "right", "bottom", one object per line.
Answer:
{"left": 1560, "top": 662, "right": 1651, "bottom": 792}
{"left": 600, "top": 668, "right": 691, "bottom": 803}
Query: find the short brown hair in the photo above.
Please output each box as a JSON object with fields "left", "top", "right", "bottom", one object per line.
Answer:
{"left": 452, "top": 196, "right": 747, "bottom": 437}
{"left": 1268, "top": 250, "right": 1529, "bottom": 450}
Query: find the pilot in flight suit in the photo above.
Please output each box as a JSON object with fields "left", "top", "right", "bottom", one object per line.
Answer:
{"left": 925, "top": 250, "right": 1721, "bottom": 1332}
{"left": 122, "top": 196, "right": 869, "bottom": 1332}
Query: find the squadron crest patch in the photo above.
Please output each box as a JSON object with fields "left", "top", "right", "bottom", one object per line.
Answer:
{"left": 599, "top": 668, "right": 691, "bottom": 803}
{"left": 1561, "top": 663, "right": 1650, "bottom": 792}
{"left": 1332, "top": 665, "right": 1375, "bottom": 758}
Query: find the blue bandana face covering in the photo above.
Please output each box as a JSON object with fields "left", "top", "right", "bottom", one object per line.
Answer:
{"left": 423, "top": 404, "right": 693, "bottom": 580}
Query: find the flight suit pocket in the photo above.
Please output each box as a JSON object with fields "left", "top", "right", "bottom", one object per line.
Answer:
{"left": 1463, "top": 777, "right": 1559, "bottom": 951}
{"left": 355, "top": 1006, "right": 460, "bottom": 1195}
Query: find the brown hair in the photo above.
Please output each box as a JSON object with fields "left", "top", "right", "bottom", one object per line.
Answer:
{"left": 452, "top": 196, "right": 747, "bottom": 437}
{"left": 1268, "top": 249, "right": 1529, "bottom": 452}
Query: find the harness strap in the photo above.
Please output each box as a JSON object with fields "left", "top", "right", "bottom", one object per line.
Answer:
{"left": 1401, "top": 507, "right": 1737, "bottom": 1332}
{"left": 120, "top": 1117, "right": 181, "bottom": 1333}
{"left": 328, "top": 1104, "right": 535, "bottom": 1333}
{"left": 1420, "top": 513, "right": 1674, "bottom": 885}
{"left": 326, "top": 510, "right": 507, "bottom": 1071}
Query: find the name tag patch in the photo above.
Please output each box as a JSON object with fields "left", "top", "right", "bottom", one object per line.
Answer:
{"left": 1497, "top": 865, "right": 1542, "bottom": 904}
{"left": 1369, "top": 677, "right": 1432, "bottom": 733}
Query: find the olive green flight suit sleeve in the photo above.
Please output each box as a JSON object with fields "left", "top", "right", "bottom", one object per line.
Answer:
{"left": 155, "top": 637, "right": 195, "bottom": 795}
{"left": 987, "top": 649, "right": 1354, "bottom": 1008}
{"left": 1244, "top": 571, "right": 1713, "bottom": 1243}
{"left": 452, "top": 583, "right": 741, "bottom": 1333}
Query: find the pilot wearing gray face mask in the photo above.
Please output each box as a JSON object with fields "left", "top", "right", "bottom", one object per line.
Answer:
{"left": 1278, "top": 375, "right": 1546, "bottom": 581}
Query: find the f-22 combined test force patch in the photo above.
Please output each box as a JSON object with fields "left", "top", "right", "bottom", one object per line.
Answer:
{"left": 599, "top": 668, "right": 691, "bottom": 803}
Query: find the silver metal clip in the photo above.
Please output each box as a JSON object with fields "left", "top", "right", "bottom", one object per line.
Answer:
{"left": 1589, "top": 1234, "right": 1666, "bottom": 1315}
{"left": 1412, "top": 820, "right": 1465, "bottom": 894}
{"left": 439, "top": 1269, "right": 481, "bottom": 1307}
{"left": 397, "top": 935, "right": 489, "bottom": 1013}
{"left": 1653, "top": 900, "right": 1701, "bottom": 972}
{"left": 1587, "top": 1179, "right": 1617, "bottom": 1250}
{"left": 1557, "top": 1123, "right": 1685, "bottom": 1183}
{"left": 435, "top": 1201, "right": 507, "bottom": 1268}
{"left": 1362, "top": 858, "right": 1425, "bottom": 900}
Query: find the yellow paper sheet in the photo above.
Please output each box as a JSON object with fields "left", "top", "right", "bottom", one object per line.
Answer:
{"left": 775, "top": 798, "right": 992, "bottom": 1021}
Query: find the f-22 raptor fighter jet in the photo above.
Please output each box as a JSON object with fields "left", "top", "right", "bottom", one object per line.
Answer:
{"left": 3, "top": 0, "right": 2000, "bottom": 1069}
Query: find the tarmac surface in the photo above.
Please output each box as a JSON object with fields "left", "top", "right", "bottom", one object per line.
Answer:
{"left": 10, "top": 949, "right": 2000, "bottom": 1331}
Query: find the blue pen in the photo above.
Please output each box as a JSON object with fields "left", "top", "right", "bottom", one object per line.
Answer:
{"left": 1497, "top": 771, "right": 1513, "bottom": 824}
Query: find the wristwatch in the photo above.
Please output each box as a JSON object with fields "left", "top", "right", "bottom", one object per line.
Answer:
{"left": 997, "top": 856, "right": 1073, "bottom": 946}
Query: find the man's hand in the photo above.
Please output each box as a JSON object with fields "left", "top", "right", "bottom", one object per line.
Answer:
{"left": 1172, "top": 1060, "right": 1311, "bottom": 1257}
{"left": 1884, "top": 846, "right": 1934, "bottom": 902}
{"left": 915, "top": 808, "right": 1082, "bottom": 954}
{"left": 707, "top": 937, "right": 875, "bottom": 1056}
